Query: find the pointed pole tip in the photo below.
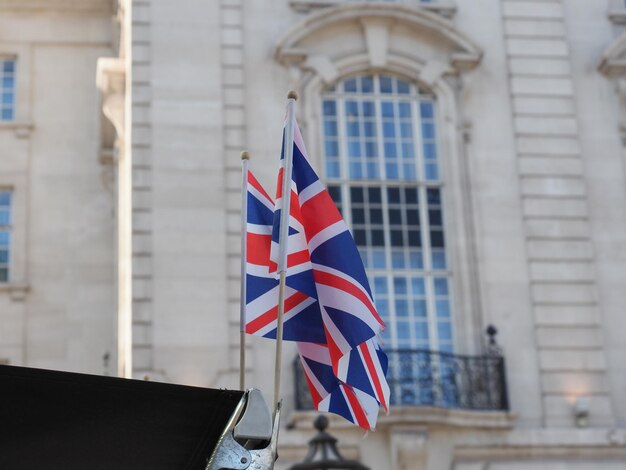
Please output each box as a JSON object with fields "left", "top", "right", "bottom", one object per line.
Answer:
{"left": 240, "top": 151, "right": 250, "bottom": 160}
{"left": 287, "top": 90, "right": 299, "bottom": 101}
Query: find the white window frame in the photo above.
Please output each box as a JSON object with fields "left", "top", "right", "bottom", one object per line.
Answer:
{"left": 321, "top": 74, "right": 454, "bottom": 353}
{"left": 0, "top": 59, "right": 16, "bottom": 122}
{"left": 0, "top": 190, "right": 12, "bottom": 283}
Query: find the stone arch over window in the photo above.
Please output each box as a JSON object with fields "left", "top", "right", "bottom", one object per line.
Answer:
{"left": 274, "top": 3, "right": 485, "bottom": 355}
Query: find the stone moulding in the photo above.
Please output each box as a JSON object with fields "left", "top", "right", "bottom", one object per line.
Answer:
{"left": 275, "top": 3, "right": 482, "bottom": 82}
{"left": 0, "top": 0, "right": 114, "bottom": 14}
{"left": 289, "top": 0, "right": 457, "bottom": 19}
{"left": 289, "top": 407, "right": 516, "bottom": 431}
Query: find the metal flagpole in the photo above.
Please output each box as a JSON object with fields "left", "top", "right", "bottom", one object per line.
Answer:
{"left": 239, "top": 150, "right": 250, "bottom": 391}
{"left": 274, "top": 90, "right": 298, "bottom": 414}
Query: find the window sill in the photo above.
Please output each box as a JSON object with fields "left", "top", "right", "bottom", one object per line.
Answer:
{"left": 0, "top": 282, "right": 30, "bottom": 301}
{"left": 289, "top": 1, "right": 457, "bottom": 18}
{"left": 0, "top": 121, "right": 34, "bottom": 139}
{"left": 289, "top": 406, "right": 516, "bottom": 431}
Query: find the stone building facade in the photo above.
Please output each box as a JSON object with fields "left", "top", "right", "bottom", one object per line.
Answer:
{"left": 1, "top": 0, "right": 626, "bottom": 469}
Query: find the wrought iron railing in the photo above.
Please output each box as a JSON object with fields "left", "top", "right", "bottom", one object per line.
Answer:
{"left": 294, "top": 346, "right": 508, "bottom": 411}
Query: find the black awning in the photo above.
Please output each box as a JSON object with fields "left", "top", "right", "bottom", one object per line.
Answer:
{"left": 0, "top": 364, "right": 244, "bottom": 470}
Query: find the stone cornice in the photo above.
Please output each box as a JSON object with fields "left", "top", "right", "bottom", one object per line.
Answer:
{"left": 0, "top": 0, "right": 114, "bottom": 14}
{"left": 289, "top": 407, "right": 516, "bottom": 431}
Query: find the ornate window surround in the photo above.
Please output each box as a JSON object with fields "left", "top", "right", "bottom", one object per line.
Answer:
{"left": 274, "top": 3, "right": 485, "bottom": 354}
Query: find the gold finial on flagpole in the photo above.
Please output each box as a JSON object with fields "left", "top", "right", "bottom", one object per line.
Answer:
{"left": 241, "top": 150, "right": 250, "bottom": 161}
{"left": 287, "top": 90, "right": 299, "bottom": 101}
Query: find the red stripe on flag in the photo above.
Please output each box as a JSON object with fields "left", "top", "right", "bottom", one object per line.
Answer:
{"left": 300, "top": 192, "right": 343, "bottom": 239}
{"left": 248, "top": 171, "right": 273, "bottom": 203}
{"left": 287, "top": 249, "right": 310, "bottom": 268}
{"left": 344, "top": 386, "right": 370, "bottom": 430}
{"left": 324, "top": 323, "right": 343, "bottom": 377}
{"left": 289, "top": 189, "right": 305, "bottom": 226}
{"left": 247, "top": 233, "right": 272, "bottom": 265}
{"left": 359, "top": 343, "right": 387, "bottom": 411}
{"left": 315, "top": 270, "right": 384, "bottom": 328}
{"left": 303, "top": 368, "right": 323, "bottom": 407}
{"left": 275, "top": 168, "right": 284, "bottom": 199}
{"left": 246, "top": 291, "right": 309, "bottom": 335}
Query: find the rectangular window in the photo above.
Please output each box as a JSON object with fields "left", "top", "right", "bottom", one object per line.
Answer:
{"left": 0, "top": 59, "right": 16, "bottom": 121}
{"left": 0, "top": 191, "right": 11, "bottom": 282}
{"left": 322, "top": 75, "right": 452, "bottom": 359}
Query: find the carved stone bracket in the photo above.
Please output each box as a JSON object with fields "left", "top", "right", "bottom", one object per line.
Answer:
{"left": 96, "top": 57, "right": 125, "bottom": 193}
{"left": 97, "top": 57, "right": 126, "bottom": 143}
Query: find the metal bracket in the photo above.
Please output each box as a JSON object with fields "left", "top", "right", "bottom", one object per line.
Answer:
{"left": 206, "top": 393, "right": 281, "bottom": 470}
{"left": 207, "top": 432, "right": 252, "bottom": 470}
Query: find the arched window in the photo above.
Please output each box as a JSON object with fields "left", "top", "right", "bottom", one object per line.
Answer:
{"left": 321, "top": 74, "right": 453, "bottom": 354}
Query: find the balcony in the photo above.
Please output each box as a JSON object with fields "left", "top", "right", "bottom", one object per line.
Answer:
{"left": 294, "top": 335, "right": 508, "bottom": 412}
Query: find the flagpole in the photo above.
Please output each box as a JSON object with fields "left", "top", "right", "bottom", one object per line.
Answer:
{"left": 274, "top": 90, "right": 298, "bottom": 414}
{"left": 239, "top": 150, "right": 250, "bottom": 391}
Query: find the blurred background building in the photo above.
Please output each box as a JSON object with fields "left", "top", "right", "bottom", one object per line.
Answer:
{"left": 1, "top": 0, "right": 626, "bottom": 468}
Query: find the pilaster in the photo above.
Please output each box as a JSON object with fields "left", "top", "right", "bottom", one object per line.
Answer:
{"left": 221, "top": 0, "right": 249, "bottom": 385}
{"left": 130, "top": 0, "right": 154, "bottom": 377}
{"left": 501, "top": 0, "right": 613, "bottom": 427}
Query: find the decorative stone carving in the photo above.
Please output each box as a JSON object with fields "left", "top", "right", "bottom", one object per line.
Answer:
{"left": 599, "top": 32, "right": 626, "bottom": 78}
{"left": 97, "top": 57, "right": 126, "bottom": 144}
{"left": 275, "top": 3, "right": 482, "bottom": 88}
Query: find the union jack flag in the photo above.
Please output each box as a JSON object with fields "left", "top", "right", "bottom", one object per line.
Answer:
{"left": 245, "top": 171, "right": 325, "bottom": 343}
{"left": 270, "top": 123, "right": 386, "bottom": 379}
{"left": 244, "top": 169, "right": 388, "bottom": 428}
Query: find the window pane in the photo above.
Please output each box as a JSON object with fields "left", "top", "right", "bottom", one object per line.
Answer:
{"left": 380, "top": 76, "right": 393, "bottom": 93}
{"left": 391, "top": 250, "right": 405, "bottom": 269}
{"left": 368, "top": 187, "right": 381, "bottom": 203}
{"left": 436, "top": 300, "right": 450, "bottom": 318}
{"left": 361, "top": 76, "right": 374, "bottom": 93}
{"left": 350, "top": 187, "right": 364, "bottom": 203}
{"left": 396, "top": 299, "right": 409, "bottom": 317}
{"left": 397, "top": 79, "right": 410, "bottom": 94}
{"left": 381, "top": 101, "right": 394, "bottom": 117}
{"left": 387, "top": 187, "right": 400, "bottom": 203}
{"left": 323, "top": 100, "right": 336, "bottom": 116}
{"left": 326, "top": 161, "right": 340, "bottom": 178}
{"left": 415, "top": 322, "right": 429, "bottom": 340}
{"left": 370, "top": 208, "right": 383, "bottom": 224}
{"left": 434, "top": 278, "right": 448, "bottom": 295}
{"left": 394, "top": 277, "right": 407, "bottom": 294}
{"left": 420, "top": 101, "right": 434, "bottom": 118}
{"left": 344, "top": 78, "right": 357, "bottom": 92}
{"left": 413, "top": 300, "right": 427, "bottom": 318}
{"left": 374, "top": 276, "right": 388, "bottom": 294}
{"left": 325, "top": 141, "right": 338, "bottom": 157}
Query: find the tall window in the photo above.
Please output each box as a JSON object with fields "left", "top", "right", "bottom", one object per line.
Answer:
{"left": 322, "top": 75, "right": 453, "bottom": 354}
{"left": 0, "top": 59, "right": 16, "bottom": 121}
{"left": 0, "top": 191, "right": 11, "bottom": 282}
